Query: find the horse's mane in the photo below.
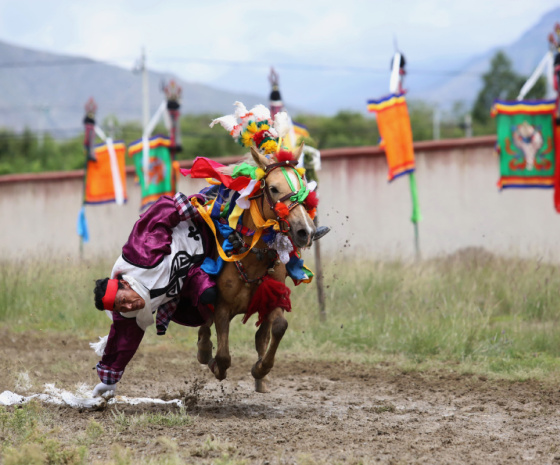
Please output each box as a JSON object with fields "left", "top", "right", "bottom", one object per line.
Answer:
{"left": 219, "top": 153, "right": 257, "bottom": 177}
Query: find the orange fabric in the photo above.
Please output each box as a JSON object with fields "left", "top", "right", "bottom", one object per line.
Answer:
{"left": 374, "top": 99, "right": 415, "bottom": 181}
{"left": 84, "top": 142, "right": 127, "bottom": 204}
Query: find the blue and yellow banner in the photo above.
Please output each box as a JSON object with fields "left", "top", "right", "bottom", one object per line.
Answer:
{"left": 292, "top": 121, "right": 310, "bottom": 140}
{"left": 491, "top": 99, "right": 556, "bottom": 117}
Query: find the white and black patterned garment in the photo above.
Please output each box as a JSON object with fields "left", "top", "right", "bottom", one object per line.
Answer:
{"left": 109, "top": 193, "right": 210, "bottom": 330}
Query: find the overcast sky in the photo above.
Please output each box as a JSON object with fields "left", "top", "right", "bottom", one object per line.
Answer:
{"left": 1, "top": 0, "right": 559, "bottom": 93}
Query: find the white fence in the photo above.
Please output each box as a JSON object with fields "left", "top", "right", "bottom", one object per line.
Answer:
{"left": 2, "top": 136, "right": 559, "bottom": 262}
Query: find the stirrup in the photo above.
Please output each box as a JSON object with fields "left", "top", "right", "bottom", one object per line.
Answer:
{"left": 313, "top": 226, "right": 331, "bottom": 242}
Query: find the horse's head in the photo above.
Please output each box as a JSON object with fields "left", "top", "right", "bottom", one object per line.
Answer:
{"left": 250, "top": 145, "right": 316, "bottom": 248}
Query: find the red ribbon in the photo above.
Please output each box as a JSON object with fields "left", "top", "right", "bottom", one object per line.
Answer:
{"left": 180, "top": 157, "right": 252, "bottom": 191}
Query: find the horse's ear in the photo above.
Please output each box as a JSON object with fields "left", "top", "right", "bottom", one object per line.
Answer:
{"left": 250, "top": 146, "right": 270, "bottom": 170}
{"left": 292, "top": 142, "right": 304, "bottom": 161}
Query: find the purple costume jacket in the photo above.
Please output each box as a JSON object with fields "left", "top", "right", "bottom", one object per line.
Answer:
{"left": 97, "top": 193, "right": 215, "bottom": 385}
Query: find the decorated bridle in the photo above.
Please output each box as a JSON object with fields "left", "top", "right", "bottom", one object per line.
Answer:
{"left": 249, "top": 159, "right": 309, "bottom": 234}
{"left": 186, "top": 102, "right": 318, "bottom": 265}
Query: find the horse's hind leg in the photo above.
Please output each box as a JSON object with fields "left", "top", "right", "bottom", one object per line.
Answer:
{"left": 197, "top": 321, "right": 213, "bottom": 365}
{"left": 253, "top": 320, "right": 272, "bottom": 393}
{"left": 251, "top": 307, "right": 287, "bottom": 393}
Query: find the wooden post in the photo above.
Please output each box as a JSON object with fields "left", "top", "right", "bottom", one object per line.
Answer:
{"left": 313, "top": 213, "right": 327, "bottom": 322}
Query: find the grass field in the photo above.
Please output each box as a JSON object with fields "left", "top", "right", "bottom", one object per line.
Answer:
{"left": 2, "top": 248, "right": 560, "bottom": 381}
{"left": 2, "top": 250, "right": 560, "bottom": 464}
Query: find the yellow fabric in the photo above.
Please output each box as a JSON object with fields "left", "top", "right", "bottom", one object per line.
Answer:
{"left": 205, "top": 177, "right": 222, "bottom": 185}
{"left": 250, "top": 199, "right": 280, "bottom": 231}
{"left": 228, "top": 204, "right": 244, "bottom": 229}
{"left": 301, "top": 264, "right": 314, "bottom": 284}
{"left": 190, "top": 197, "right": 264, "bottom": 262}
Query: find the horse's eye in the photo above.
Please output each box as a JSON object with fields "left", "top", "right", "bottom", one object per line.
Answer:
{"left": 269, "top": 186, "right": 279, "bottom": 195}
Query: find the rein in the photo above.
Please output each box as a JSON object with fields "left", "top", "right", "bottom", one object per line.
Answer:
{"left": 190, "top": 158, "right": 306, "bottom": 270}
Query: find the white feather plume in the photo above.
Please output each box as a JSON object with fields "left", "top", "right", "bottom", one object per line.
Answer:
{"left": 233, "top": 101, "right": 249, "bottom": 119}
{"left": 209, "top": 114, "right": 237, "bottom": 132}
{"left": 273, "top": 112, "right": 292, "bottom": 138}
{"left": 231, "top": 125, "right": 243, "bottom": 138}
{"left": 250, "top": 104, "right": 271, "bottom": 122}
{"left": 90, "top": 335, "right": 108, "bottom": 357}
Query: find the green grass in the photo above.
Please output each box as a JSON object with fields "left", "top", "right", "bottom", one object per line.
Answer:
{"left": 229, "top": 250, "right": 560, "bottom": 380}
{"left": 2, "top": 250, "right": 560, "bottom": 463}
{"left": 2, "top": 250, "right": 560, "bottom": 380}
{"left": 0, "top": 256, "right": 113, "bottom": 334}
{"left": 0, "top": 402, "right": 87, "bottom": 465}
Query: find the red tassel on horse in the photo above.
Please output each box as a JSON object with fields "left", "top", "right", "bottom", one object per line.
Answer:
{"left": 304, "top": 190, "right": 319, "bottom": 210}
{"left": 243, "top": 275, "right": 292, "bottom": 326}
{"left": 276, "top": 150, "right": 295, "bottom": 163}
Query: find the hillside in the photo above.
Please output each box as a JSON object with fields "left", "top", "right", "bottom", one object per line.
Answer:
{"left": 0, "top": 6, "right": 558, "bottom": 132}
{"left": 0, "top": 40, "right": 265, "bottom": 134}
{"left": 419, "top": 6, "right": 560, "bottom": 107}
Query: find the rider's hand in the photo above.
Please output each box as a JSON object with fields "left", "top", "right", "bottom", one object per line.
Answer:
{"left": 93, "top": 382, "right": 116, "bottom": 398}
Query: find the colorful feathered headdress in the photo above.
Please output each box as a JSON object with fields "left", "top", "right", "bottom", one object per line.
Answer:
{"left": 210, "top": 102, "right": 292, "bottom": 155}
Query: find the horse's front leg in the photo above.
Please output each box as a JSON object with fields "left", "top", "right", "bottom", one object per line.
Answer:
{"left": 251, "top": 307, "right": 287, "bottom": 392}
{"left": 208, "top": 306, "right": 231, "bottom": 381}
{"left": 197, "top": 320, "right": 213, "bottom": 364}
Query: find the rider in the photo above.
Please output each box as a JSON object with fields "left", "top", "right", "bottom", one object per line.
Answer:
{"left": 91, "top": 191, "right": 216, "bottom": 397}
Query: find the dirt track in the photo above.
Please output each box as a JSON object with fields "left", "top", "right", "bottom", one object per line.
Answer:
{"left": 2, "top": 330, "right": 560, "bottom": 464}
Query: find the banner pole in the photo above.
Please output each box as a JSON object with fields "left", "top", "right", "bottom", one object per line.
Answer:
{"left": 164, "top": 80, "right": 182, "bottom": 195}
{"left": 79, "top": 98, "right": 97, "bottom": 259}
{"left": 408, "top": 171, "right": 421, "bottom": 260}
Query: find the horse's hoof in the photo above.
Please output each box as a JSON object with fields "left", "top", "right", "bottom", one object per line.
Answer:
{"left": 255, "top": 377, "right": 269, "bottom": 393}
{"left": 251, "top": 360, "right": 268, "bottom": 380}
{"left": 208, "top": 358, "right": 226, "bottom": 381}
{"left": 197, "top": 348, "right": 212, "bottom": 365}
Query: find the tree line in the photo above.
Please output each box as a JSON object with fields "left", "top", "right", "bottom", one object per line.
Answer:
{"left": 0, "top": 51, "right": 546, "bottom": 176}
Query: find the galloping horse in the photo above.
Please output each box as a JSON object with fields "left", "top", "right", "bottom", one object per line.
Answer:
{"left": 189, "top": 144, "right": 317, "bottom": 393}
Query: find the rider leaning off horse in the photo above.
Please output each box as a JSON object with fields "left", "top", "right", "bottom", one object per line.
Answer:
{"left": 91, "top": 191, "right": 218, "bottom": 397}
{"left": 91, "top": 102, "right": 329, "bottom": 397}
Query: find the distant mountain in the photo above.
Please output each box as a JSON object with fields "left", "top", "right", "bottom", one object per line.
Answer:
{"left": 0, "top": 40, "right": 267, "bottom": 134}
{"left": 419, "top": 6, "right": 560, "bottom": 108}
{"left": 198, "top": 7, "right": 560, "bottom": 116}
{"left": 0, "top": 6, "right": 558, "bottom": 133}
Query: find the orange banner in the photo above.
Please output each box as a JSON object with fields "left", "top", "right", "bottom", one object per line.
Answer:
{"left": 368, "top": 94, "right": 415, "bottom": 181}
{"left": 84, "top": 141, "right": 127, "bottom": 204}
